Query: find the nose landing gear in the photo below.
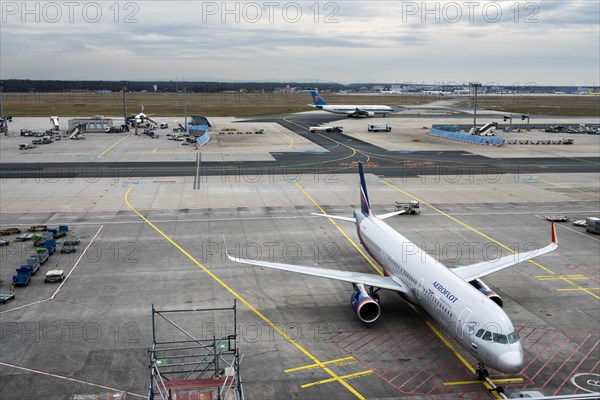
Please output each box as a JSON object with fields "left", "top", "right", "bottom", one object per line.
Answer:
{"left": 475, "top": 362, "right": 489, "bottom": 380}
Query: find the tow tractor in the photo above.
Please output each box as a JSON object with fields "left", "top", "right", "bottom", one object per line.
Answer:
{"left": 394, "top": 201, "right": 421, "bottom": 215}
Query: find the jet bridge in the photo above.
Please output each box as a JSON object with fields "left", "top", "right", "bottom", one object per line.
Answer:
{"left": 50, "top": 116, "right": 60, "bottom": 131}
{"left": 147, "top": 301, "right": 244, "bottom": 400}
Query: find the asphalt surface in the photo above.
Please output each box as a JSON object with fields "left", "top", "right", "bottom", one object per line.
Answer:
{"left": 1, "top": 110, "right": 599, "bottom": 400}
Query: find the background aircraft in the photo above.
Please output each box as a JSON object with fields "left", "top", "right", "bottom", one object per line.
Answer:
{"left": 309, "top": 90, "right": 394, "bottom": 117}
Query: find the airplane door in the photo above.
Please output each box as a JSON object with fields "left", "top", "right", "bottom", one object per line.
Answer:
{"left": 416, "top": 277, "right": 425, "bottom": 300}
{"left": 456, "top": 308, "right": 473, "bottom": 340}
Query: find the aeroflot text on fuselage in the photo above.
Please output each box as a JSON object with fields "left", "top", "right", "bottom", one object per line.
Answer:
{"left": 432, "top": 281, "right": 459, "bottom": 303}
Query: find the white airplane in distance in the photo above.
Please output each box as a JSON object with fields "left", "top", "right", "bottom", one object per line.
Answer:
{"left": 421, "top": 90, "right": 453, "bottom": 96}
{"left": 309, "top": 90, "right": 394, "bottom": 117}
{"left": 228, "top": 162, "right": 559, "bottom": 380}
{"left": 128, "top": 103, "right": 157, "bottom": 126}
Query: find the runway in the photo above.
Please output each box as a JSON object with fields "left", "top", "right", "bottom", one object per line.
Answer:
{"left": 2, "top": 111, "right": 598, "bottom": 180}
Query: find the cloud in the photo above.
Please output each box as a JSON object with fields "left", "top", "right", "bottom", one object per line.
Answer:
{"left": 1, "top": 1, "right": 598, "bottom": 84}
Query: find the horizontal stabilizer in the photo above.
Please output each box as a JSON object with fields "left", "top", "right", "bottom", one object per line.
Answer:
{"left": 377, "top": 210, "right": 406, "bottom": 219}
{"left": 311, "top": 213, "right": 355, "bottom": 222}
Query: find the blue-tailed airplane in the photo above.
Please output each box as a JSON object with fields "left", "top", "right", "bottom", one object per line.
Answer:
{"left": 228, "top": 162, "right": 558, "bottom": 379}
{"left": 309, "top": 90, "right": 394, "bottom": 117}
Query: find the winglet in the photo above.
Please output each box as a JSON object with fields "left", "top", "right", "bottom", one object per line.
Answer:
{"left": 551, "top": 221, "right": 557, "bottom": 245}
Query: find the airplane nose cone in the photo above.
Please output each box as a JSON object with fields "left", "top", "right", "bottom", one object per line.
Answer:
{"left": 497, "top": 351, "right": 524, "bottom": 374}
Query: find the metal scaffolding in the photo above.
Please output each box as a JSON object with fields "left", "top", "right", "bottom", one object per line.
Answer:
{"left": 147, "top": 301, "right": 244, "bottom": 400}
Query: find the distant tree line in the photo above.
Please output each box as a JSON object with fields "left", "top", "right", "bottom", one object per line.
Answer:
{"left": 0, "top": 79, "right": 591, "bottom": 94}
{"left": 0, "top": 79, "right": 355, "bottom": 93}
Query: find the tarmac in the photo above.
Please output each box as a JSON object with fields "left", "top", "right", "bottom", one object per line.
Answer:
{"left": 0, "top": 110, "right": 599, "bottom": 400}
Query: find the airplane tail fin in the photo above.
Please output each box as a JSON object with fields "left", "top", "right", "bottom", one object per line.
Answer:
{"left": 358, "top": 162, "right": 371, "bottom": 216}
{"left": 311, "top": 162, "right": 401, "bottom": 222}
{"left": 310, "top": 90, "right": 328, "bottom": 106}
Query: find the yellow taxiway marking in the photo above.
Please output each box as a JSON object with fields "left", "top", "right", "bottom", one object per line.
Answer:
{"left": 557, "top": 287, "right": 600, "bottom": 292}
{"left": 301, "top": 370, "right": 373, "bottom": 389}
{"left": 282, "top": 117, "right": 310, "bottom": 131}
{"left": 419, "top": 308, "right": 518, "bottom": 400}
{"left": 285, "top": 356, "right": 356, "bottom": 373}
{"left": 444, "top": 377, "right": 524, "bottom": 386}
{"left": 295, "top": 182, "right": 382, "bottom": 276}
{"left": 269, "top": 123, "right": 295, "bottom": 148}
{"left": 124, "top": 186, "right": 368, "bottom": 400}
{"left": 535, "top": 274, "right": 588, "bottom": 280}
{"left": 538, "top": 179, "right": 600, "bottom": 198}
{"left": 294, "top": 181, "right": 504, "bottom": 398}
{"left": 97, "top": 134, "right": 130, "bottom": 158}
{"left": 380, "top": 180, "right": 600, "bottom": 301}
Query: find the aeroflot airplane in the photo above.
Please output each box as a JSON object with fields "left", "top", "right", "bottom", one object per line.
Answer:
{"left": 228, "top": 162, "right": 558, "bottom": 379}
{"left": 309, "top": 90, "right": 394, "bottom": 117}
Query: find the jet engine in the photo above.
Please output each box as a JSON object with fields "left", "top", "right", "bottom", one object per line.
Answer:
{"left": 366, "top": 112, "right": 375, "bottom": 117}
{"left": 470, "top": 279, "right": 503, "bottom": 308}
{"left": 351, "top": 290, "right": 381, "bottom": 323}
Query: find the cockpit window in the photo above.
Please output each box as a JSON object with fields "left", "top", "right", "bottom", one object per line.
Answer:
{"left": 493, "top": 333, "right": 508, "bottom": 344}
{"left": 507, "top": 331, "right": 519, "bottom": 344}
{"left": 481, "top": 330, "right": 493, "bottom": 341}
{"left": 477, "top": 330, "right": 519, "bottom": 344}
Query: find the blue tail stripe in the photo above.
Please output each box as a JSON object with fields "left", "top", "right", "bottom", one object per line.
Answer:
{"left": 310, "top": 90, "right": 328, "bottom": 106}
{"left": 358, "top": 162, "right": 371, "bottom": 216}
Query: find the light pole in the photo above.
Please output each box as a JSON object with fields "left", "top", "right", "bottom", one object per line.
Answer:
{"left": 470, "top": 82, "right": 482, "bottom": 130}
{"left": 504, "top": 115, "right": 513, "bottom": 132}
{"left": 0, "top": 82, "right": 5, "bottom": 133}
{"left": 184, "top": 85, "right": 187, "bottom": 132}
{"left": 120, "top": 81, "right": 128, "bottom": 124}
{"left": 521, "top": 114, "right": 530, "bottom": 131}
{"left": 0, "top": 82, "right": 7, "bottom": 132}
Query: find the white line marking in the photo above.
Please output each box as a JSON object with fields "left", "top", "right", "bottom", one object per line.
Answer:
{"left": 0, "top": 361, "right": 145, "bottom": 398}
{"left": 0, "top": 299, "right": 49, "bottom": 315}
{"left": 51, "top": 225, "right": 104, "bottom": 299}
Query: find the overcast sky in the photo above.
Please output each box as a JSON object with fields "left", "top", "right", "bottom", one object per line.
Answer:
{"left": 1, "top": 1, "right": 598, "bottom": 85}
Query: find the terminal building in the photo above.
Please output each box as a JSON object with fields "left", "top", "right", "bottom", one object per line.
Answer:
{"left": 68, "top": 116, "right": 113, "bottom": 133}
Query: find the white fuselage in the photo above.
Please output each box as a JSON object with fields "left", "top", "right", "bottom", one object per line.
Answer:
{"left": 355, "top": 211, "right": 524, "bottom": 373}
{"left": 318, "top": 105, "right": 394, "bottom": 115}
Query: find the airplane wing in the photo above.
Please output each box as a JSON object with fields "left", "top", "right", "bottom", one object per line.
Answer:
{"left": 350, "top": 108, "right": 369, "bottom": 117}
{"left": 227, "top": 253, "right": 405, "bottom": 292}
{"left": 452, "top": 223, "right": 558, "bottom": 282}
